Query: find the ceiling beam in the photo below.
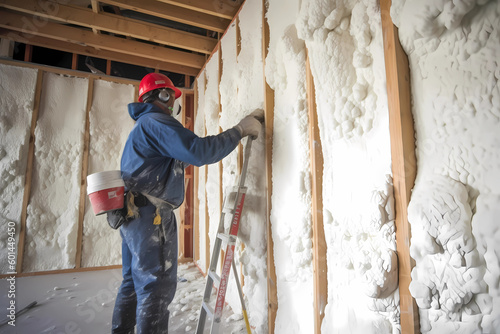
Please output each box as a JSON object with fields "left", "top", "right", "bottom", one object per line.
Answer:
{"left": 98, "top": 0, "right": 229, "bottom": 33}
{"left": 0, "top": 29, "right": 200, "bottom": 76}
{"left": 0, "top": 0, "right": 217, "bottom": 54}
{"left": 156, "top": 0, "right": 242, "bottom": 20}
{"left": 0, "top": 9, "right": 205, "bottom": 69}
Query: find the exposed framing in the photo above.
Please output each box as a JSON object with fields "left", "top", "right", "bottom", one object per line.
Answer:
{"left": 202, "top": 70, "right": 211, "bottom": 273}
{"left": 98, "top": 0, "right": 231, "bottom": 33}
{"left": 306, "top": 53, "right": 328, "bottom": 333}
{"left": 193, "top": 80, "right": 200, "bottom": 264}
{"left": 261, "top": 0, "right": 278, "bottom": 332}
{"left": 75, "top": 78, "right": 94, "bottom": 269}
{"left": 189, "top": 1, "right": 421, "bottom": 334}
{"left": 0, "top": 0, "right": 217, "bottom": 55}
{"left": 0, "top": 10, "right": 204, "bottom": 70}
{"left": 3, "top": 58, "right": 139, "bottom": 276}
{"left": 178, "top": 92, "right": 187, "bottom": 260}
{"left": 380, "top": 1, "right": 420, "bottom": 333}
{"left": 178, "top": 91, "right": 195, "bottom": 261}
{"left": 3, "top": 58, "right": 194, "bottom": 277}
{"left": 217, "top": 44, "right": 225, "bottom": 274}
{"left": 15, "top": 68, "right": 44, "bottom": 274}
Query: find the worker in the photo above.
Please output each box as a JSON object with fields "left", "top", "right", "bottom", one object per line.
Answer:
{"left": 111, "top": 72, "right": 263, "bottom": 334}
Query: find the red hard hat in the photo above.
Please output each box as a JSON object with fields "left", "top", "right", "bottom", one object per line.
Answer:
{"left": 138, "top": 73, "right": 182, "bottom": 102}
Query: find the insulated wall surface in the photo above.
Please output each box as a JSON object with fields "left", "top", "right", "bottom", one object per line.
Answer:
{"left": 297, "top": 0, "right": 397, "bottom": 332}
{"left": 204, "top": 51, "right": 221, "bottom": 268}
{"left": 82, "top": 80, "right": 135, "bottom": 267}
{"left": 218, "top": 1, "right": 268, "bottom": 331}
{"left": 0, "top": 64, "right": 37, "bottom": 274}
{"left": 0, "top": 63, "right": 138, "bottom": 273}
{"left": 392, "top": 1, "right": 500, "bottom": 332}
{"left": 265, "top": 0, "right": 314, "bottom": 332}
{"left": 24, "top": 73, "right": 88, "bottom": 272}
{"left": 195, "top": 72, "right": 208, "bottom": 272}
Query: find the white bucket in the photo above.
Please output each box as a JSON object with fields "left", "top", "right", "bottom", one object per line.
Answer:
{"left": 87, "top": 170, "right": 125, "bottom": 215}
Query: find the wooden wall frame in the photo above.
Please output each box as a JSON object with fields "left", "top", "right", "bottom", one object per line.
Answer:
{"left": 380, "top": 1, "right": 420, "bottom": 333}
{"left": 193, "top": 80, "right": 201, "bottom": 265}
{"left": 261, "top": 0, "right": 278, "bottom": 332}
{"left": 188, "top": 1, "right": 420, "bottom": 333}
{"left": 306, "top": 53, "right": 328, "bottom": 333}
{"left": 2, "top": 59, "right": 195, "bottom": 277}
{"left": 15, "top": 69, "right": 44, "bottom": 274}
{"left": 75, "top": 78, "right": 94, "bottom": 268}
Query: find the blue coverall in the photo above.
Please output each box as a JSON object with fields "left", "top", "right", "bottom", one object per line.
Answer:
{"left": 112, "top": 102, "right": 241, "bottom": 334}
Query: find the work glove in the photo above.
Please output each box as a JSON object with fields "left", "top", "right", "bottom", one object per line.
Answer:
{"left": 235, "top": 109, "right": 265, "bottom": 139}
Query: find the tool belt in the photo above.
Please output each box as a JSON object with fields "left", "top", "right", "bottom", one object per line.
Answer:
{"left": 106, "top": 191, "right": 150, "bottom": 229}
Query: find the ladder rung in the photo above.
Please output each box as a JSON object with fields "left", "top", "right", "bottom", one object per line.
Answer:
{"left": 202, "top": 301, "right": 214, "bottom": 317}
{"left": 208, "top": 270, "right": 220, "bottom": 285}
{"left": 216, "top": 233, "right": 236, "bottom": 245}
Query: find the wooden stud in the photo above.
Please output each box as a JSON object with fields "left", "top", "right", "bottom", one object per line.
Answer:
{"left": 75, "top": 78, "right": 94, "bottom": 269}
{"left": 72, "top": 53, "right": 78, "bottom": 70}
{"left": 16, "top": 69, "right": 44, "bottom": 274}
{"left": 217, "top": 42, "right": 226, "bottom": 274}
{"left": 24, "top": 44, "right": 32, "bottom": 62}
{"left": 306, "top": 53, "right": 328, "bottom": 333}
{"left": 204, "top": 166, "right": 210, "bottom": 272}
{"left": 193, "top": 81, "right": 200, "bottom": 264}
{"left": 106, "top": 59, "right": 111, "bottom": 75}
{"left": 178, "top": 92, "right": 187, "bottom": 260}
{"left": 202, "top": 72, "right": 211, "bottom": 273}
{"left": 236, "top": 16, "right": 242, "bottom": 57}
{"left": 262, "top": 0, "right": 278, "bottom": 332}
{"left": 380, "top": 1, "right": 420, "bottom": 333}
{"left": 184, "top": 92, "right": 195, "bottom": 259}
{"left": 134, "top": 85, "right": 139, "bottom": 103}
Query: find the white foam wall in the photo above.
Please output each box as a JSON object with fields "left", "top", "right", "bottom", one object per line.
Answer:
{"left": 24, "top": 73, "right": 88, "bottom": 272}
{"left": 0, "top": 64, "right": 37, "bottom": 274}
{"left": 219, "top": 23, "right": 242, "bottom": 197}
{"left": 204, "top": 51, "right": 222, "bottom": 268}
{"left": 81, "top": 80, "right": 135, "bottom": 267}
{"left": 265, "top": 0, "right": 314, "bottom": 332}
{"left": 392, "top": 1, "right": 500, "bottom": 332}
{"left": 191, "top": 0, "right": 268, "bottom": 330}
{"left": 297, "top": 0, "right": 397, "bottom": 332}
{"left": 228, "top": 0, "right": 268, "bottom": 330}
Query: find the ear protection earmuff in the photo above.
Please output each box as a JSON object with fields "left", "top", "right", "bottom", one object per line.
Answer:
{"left": 169, "top": 99, "right": 182, "bottom": 116}
{"left": 158, "top": 89, "right": 170, "bottom": 102}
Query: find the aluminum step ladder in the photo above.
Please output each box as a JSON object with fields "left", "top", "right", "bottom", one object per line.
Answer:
{"left": 196, "top": 138, "right": 254, "bottom": 334}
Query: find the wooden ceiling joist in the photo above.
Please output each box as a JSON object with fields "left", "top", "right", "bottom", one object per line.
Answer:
{"left": 156, "top": 0, "right": 242, "bottom": 20}
{"left": 90, "top": 0, "right": 101, "bottom": 34}
{"left": 97, "top": 0, "right": 230, "bottom": 33}
{"left": 0, "top": 10, "right": 205, "bottom": 69}
{"left": 0, "top": 30, "right": 200, "bottom": 76}
{"left": 0, "top": 0, "right": 217, "bottom": 54}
